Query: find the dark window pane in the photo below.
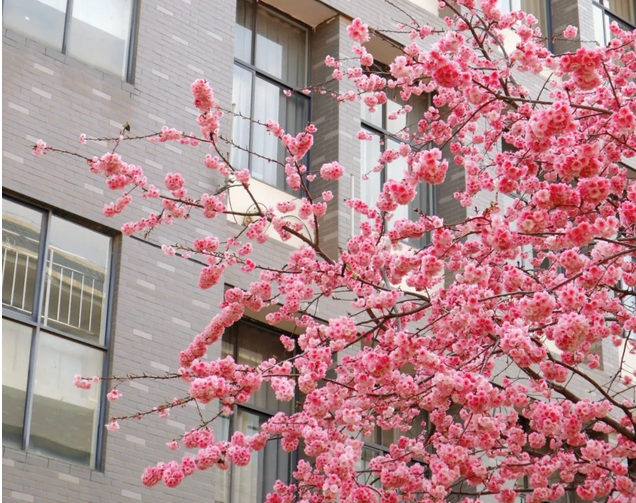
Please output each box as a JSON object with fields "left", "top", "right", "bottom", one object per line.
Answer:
{"left": 66, "top": 0, "right": 133, "bottom": 79}
{"left": 2, "top": 199, "right": 42, "bottom": 316}
{"left": 252, "top": 78, "right": 308, "bottom": 191}
{"left": 232, "top": 64, "right": 254, "bottom": 171}
{"left": 214, "top": 415, "right": 232, "bottom": 503}
{"left": 238, "top": 324, "right": 292, "bottom": 414}
{"left": 3, "top": 0, "right": 66, "bottom": 51}
{"left": 235, "top": 0, "right": 254, "bottom": 63}
{"left": 357, "top": 445, "right": 383, "bottom": 487}
{"left": 29, "top": 332, "right": 103, "bottom": 467}
{"left": 223, "top": 322, "right": 293, "bottom": 414}
{"left": 255, "top": 6, "right": 307, "bottom": 87}
{"left": 233, "top": 410, "right": 290, "bottom": 503}
{"left": 42, "top": 217, "right": 111, "bottom": 344}
{"left": 2, "top": 320, "right": 32, "bottom": 449}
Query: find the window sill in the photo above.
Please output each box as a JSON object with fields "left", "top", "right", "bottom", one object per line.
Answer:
{"left": 3, "top": 28, "right": 138, "bottom": 92}
{"left": 2, "top": 445, "right": 105, "bottom": 477}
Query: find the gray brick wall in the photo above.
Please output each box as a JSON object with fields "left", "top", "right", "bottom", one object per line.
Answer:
{"left": 2, "top": 0, "right": 620, "bottom": 502}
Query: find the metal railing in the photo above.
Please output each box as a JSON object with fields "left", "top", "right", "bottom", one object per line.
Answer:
{"left": 2, "top": 246, "right": 37, "bottom": 314}
{"left": 42, "top": 249, "right": 103, "bottom": 336}
{"left": 2, "top": 245, "right": 104, "bottom": 336}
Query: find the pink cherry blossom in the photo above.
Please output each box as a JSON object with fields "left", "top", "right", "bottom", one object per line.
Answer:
{"left": 107, "top": 389, "right": 123, "bottom": 402}
{"left": 346, "top": 18, "right": 370, "bottom": 44}
{"left": 319, "top": 161, "right": 344, "bottom": 180}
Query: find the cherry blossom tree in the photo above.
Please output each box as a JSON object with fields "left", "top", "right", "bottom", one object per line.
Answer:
{"left": 35, "top": 0, "right": 636, "bottom": 501}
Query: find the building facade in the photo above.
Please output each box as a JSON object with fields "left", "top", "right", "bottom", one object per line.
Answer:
{"left": 2, "top": 0, "right": 635, "bottom": 502}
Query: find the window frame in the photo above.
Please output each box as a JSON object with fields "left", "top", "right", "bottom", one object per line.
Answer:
{"left": 232, "top": 0, "right": 312, "bottom": 193}
{"left": 593, "top": 0, "right": 636, "bottom": 46}
{"left": 359, "top": 72, "right": 435, "bottom": 249}
{"left": 497, "top": 0, "right": 553, "bottom": 52}
{"left": 2, "top": 0, "right": 140, "bottom": 83}
{"left": 2, "top": 194, "right": 118, "bottom": 471}
{"left": 221, "top": 317, "right": 296, "bottom": 503}
{"left": 358, "top": 412, "right": 430, "bottom": 488}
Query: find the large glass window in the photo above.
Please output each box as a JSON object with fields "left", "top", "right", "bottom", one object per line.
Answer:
{"left": 221, "top": 320, "right": 293, "bottom": 503}
{"left": 232, "top": 0, "right": 310, "bottom": 193}
{"left": 359, "top": 76, "right": 433, "bottom": 248}
{"left": 593, "top": 0, "right": 636, "bottom": 46}
{"left": 2, "top": 197, "right": 113, "bottom": 468}
{"left": 3, "top": 0, "right": 137, "bottom": 81}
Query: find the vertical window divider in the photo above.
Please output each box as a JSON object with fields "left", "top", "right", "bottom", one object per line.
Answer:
{"left": 246, "top": 0, "right": 258, "bottom": 177}
{"left": 247, "top": 68, "right": 257, "bottom": 174}
{"left": 61, "top": 0, "right": 74, "bottom": 55}
{"left": 545, "top": 0, "right": 554, "bottom": 52}
{"left": 94, "top": 234, "right": 118, "bottom": 470}
{"left": 126, "top": 0, "right": 141, "bottom": 84}
{"left": 20, "top": 208, "right": 52, "bottom": 452}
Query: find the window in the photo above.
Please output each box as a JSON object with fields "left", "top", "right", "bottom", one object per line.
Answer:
{"left": 498, "top": 0, "right": 551, "bottom": 49}
{"left": 357, "top": 413, "right": 428, "bottom": 487}
{"left": 3, "top": 0, "right": 137, "bottom": 81}
{"left": 593, "top": 0, "right": 636, "bottom": 46}
{"left": 233, "top": 0, "right": 310, "bottom": 193}
{"left": 359, "top": 74, "right": 432, "bottom": 248}
{"left": 2, "top": 197, "right": 113, "bottom": 468}
{"left": 221, "top": 320, "right": 294, "bottom": 503}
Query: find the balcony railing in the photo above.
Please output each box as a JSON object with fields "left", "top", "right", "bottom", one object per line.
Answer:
{"left": 2, "top": 245, "right": 104, "bottom": 339}
{"left": 2, "top": 246, "right": 37, "bottom": 314}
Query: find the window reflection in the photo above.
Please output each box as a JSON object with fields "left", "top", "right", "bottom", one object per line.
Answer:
{"left": 593, "top": 0, "right": 635, "bottom": 46}
{"left": 359, "top": 80, "right": 431, "bottom": 246}
{"left": 2, "top": 320, "right": 32, "bottom": 448}
{"left": 231, "top": 410, "right": 290, "bottom": 503}
{"left": 233, "top": 0, "right": 310, "bottom": 193}
{"left": 255, "top": 6, "right": 307, "bottom": 87}
{"left": 357, "top": 445, "right": 383, "bottom": 487}
{"left": 360, "top": 93, "right": 384, "bottom": 129}
{"left": 604, "top": 0, "right": 636, "bottom": 25}
{"left": 29, "top": 332, "right": 103, "bottom": 466}
{"left": 42, "top": 216, "right": 111, "bottom": 344}
{"left": 2, "top": 200, "right": 42, "bottom": 316}
{"left": 231, "top": 64, "right": 254, "bottom": 170}
{"left": 235, "top": 0, "right": 254, "bottom": 62}
{"left": 2, "top": 197, "right": 112, "bottom": 469}
{"left": 3, "top": 0, "right": 135, "bottom": 80}
{"left": 222, "top": 320, "right": 293, "bottom": 503}
{"left": 360, "top": 132, "right": 382, "bottom": 214}
{"left": 223, "top": 321, "right": 292, "bottom": 414}
{"left": 67, "top": 0, "right": 134, "bottom": 80}
{"left": 3, "top": 0, "right": 66, "bottom": 51}
{"left": 251, "top": 78, "right": 308, "bottom": 189}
